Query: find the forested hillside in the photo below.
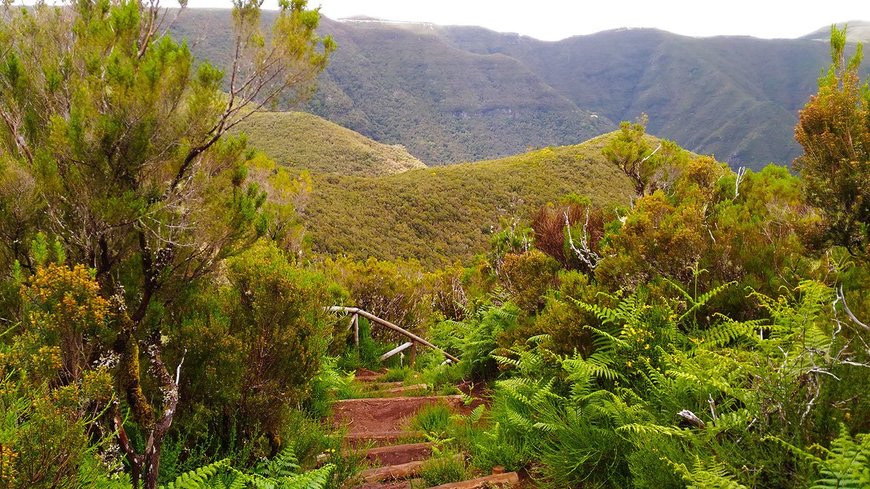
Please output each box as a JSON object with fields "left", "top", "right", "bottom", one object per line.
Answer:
{"left": 439, "top": 26, "right": 832, "bottom": 168}
{"left": 171, "top": 11, "right": 866, "bottom": 169}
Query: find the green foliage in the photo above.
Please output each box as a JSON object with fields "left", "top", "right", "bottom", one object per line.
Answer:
{"left": 0, "top": 353, "right": 120, "bottom": 488}
{"left": 324, "top": 257, "right": 433, "bottom": 336}
{"left": 470, "top": 276, "right": 870, "bottom": 487}
{"left": 336, "top": 317, "right": 390, "bottom": 371}
{"left": 770, "top": 427, "right": 870, "bottom": 489}
{"left": 529, "top": 270, "right": 604, "bottom": 356}
{"left": 303, "top": 357, "right": 356, "bottom": 419}
{"left": 469, "top": 421, "right": 530, "bottom": 473}
{"left": 668, "top": 457, "right": 748, "bottom": 489}
{"left": 602, "top": 115, "right": 657, "bottom": 196}
{"left": 379, "top": 367, "right": 411, "bottom": 382}
{"left": 419, "top": 451, "right": 468, "bottom": 487}
{"left": 444, "top": 303, "right": 521, "bottom": 380}
{"left": 0, "top": 1, "right": 333, "bottom": 486}
{"left": 175, "top": 241, "right": 336, "bottom": 451}
{"left": 233, "top": 112, "right": 426, "bottom": 177}
{"left": 304, "top": 137, "right": 633, "bottom": 267}
{"left": 595, "top": 153, "right": 816, "bottom": 320}
{"left": 498, "top": 250, "right": 560, "bottom": 312}
{"left": 410, "top": 403, "right": 453, "bottom": 438}
{"left": 160, "top": 445, "right": 335, "bottom": 489}
{"left": 795, "top": 25, "right": 870, "bottom": 259}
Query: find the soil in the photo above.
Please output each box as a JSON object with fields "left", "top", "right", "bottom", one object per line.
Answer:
{"left": 332, "top": 396, "right": 463, "bottom": 437}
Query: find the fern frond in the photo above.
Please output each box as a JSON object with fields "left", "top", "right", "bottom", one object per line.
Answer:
{"left": 279, "top": 464, "right": 335, "bottom": 489}
{"left": 258, "top": 445, "right": 300, "bottom": 479}
{"left": 676, "top": 281, "right": 737, "bottom": 324}
{"left": 161, "top": 459, "right": 228, "bottom": 489}
{"left": 616, "top": 423, "right": 690, "bottom": 438}
{"left": 701, "top": 319, "right": 765, "bottom": 348}
{"left": 668, "top": 456, "right": 748, "bottom": 489}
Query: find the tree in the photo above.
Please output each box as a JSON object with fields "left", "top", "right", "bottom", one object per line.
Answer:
{"left": 794, "top": 25, "right": 870, "bottom": 259}
{"left": 602, "top": 115, "right": 658, "bottom": 197}
{"left": 0, "top": 1, "right": 333, "bottom": 487}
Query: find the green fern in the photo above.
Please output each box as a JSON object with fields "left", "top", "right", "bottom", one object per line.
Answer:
{"left": 770, "top": 427, "right": 870, "bottom": 489}
{"left": 257, "top": 445, "right": 301, "bottom": 479}
{"left": 668, "top": 456, "right": 748, "bottom": 489}
{"left": 159, "top": 446, "right": 335, "bottom": 489}
{"left": 163, "top": 459, "right": 229, "bottom": 489}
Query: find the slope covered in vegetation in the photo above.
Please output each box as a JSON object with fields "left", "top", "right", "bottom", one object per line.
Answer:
{"left": 171, "top": 11, "right": 867, "bottom": 169}
{"left": 301, "top": 133, "right": 635, "bottom": 266}
{"left": 1, "top": 3, "right": 869, "bottom": 489}
{"left": 233, "top": 111, "right": 426, "bottom": 176}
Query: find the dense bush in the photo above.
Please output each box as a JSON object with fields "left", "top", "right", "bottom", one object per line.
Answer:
{"left": 173, "top": 241, "right": 337, "bottom": 455}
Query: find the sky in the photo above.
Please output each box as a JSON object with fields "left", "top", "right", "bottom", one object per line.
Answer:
{"left": 184, "top": 0, "right": 868, "bottom": 41}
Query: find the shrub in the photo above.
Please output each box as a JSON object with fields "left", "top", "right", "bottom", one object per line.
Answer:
{"left": 498, "top": 250, "right": 560, "bottom": 312}
{"left": 410, "top": 404, "right": 453, "bottom": 438}
{"left": 174, "top": 241, "right": 337, "bottom": 455}
{"left": 419, "top": 451, "right": 468, "bottom": 487}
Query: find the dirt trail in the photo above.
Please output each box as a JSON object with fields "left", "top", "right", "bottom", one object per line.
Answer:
{"left": 333, "top": 371, "right": 521, "bottom": 489}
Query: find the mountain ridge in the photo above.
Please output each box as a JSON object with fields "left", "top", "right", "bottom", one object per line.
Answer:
{"left": 169, "top": 11, "right": 868, "bottom": 169}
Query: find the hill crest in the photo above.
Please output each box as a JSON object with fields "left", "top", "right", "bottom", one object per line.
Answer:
{"left": 233, "top": 111, "right": 426, "bottom": 177}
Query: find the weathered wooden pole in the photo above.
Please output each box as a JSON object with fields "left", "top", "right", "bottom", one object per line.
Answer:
{"left": 353, "top": 313, "right": 359, "bottom": 348}
{"left": 328, "top": 306, "right": 460, "bottom": 363}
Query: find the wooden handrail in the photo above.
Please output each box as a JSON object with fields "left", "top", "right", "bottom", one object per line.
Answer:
{"left": 329, "top": 306, "right": 460, "bottom": 363}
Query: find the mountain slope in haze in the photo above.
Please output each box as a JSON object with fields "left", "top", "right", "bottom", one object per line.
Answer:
{"left": 802, "top": 21, "right": 870, "bottom": 43}
{"left": 171, "top": 10, "right": 867, "bottom": 170}
{"left": 233, "top": 112, "right": 425, "bottom": 176}
{"left": 438, "top": 26, "right": 839, "bottom": 168}
{"left": 169, "top": 11, "right": 613, "bottom": 167}
{"left": 300, "top": 133, "right": 637, "bottom": 266}
{"left": 305, "top": 18, "right": 613, "bottom": 165}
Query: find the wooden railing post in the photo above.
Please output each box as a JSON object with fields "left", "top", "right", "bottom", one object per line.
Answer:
{"left": 328, "top": 306, "right": 460, "bottom": 364}
{"left": 353, "top": 313, "right": 359, "bottom": 349}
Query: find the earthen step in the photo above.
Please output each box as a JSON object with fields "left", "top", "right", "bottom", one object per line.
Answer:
{"left": 333, "top": 395, "right": 463, "bottom": 440}
{"left": 343, "top": 431, "right": 424, "bottom": 447}
{"left": 360, "top": 381, "right": 405, "bottom": 390}
{"left": 427, "top": 472, "right": 520, "bottom": 489}
{"left": 355, "top": 368, "right": 387, "bottom": 382}
{"left": 360, "top": 455, "right": 463, "bottom": 483}
{"left": 362, "top": 442, "right": 433, "bottom": 466}
{"left": 372, "top": 384, "right": 430, "bottom": 397}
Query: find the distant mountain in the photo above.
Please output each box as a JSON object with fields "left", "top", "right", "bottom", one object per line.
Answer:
{"left": 802, "top": 21, "right": 870, "bottom": 43}
{"left": 170, "top": 10, "right": 868, "bottom": 170}
{"left": 437, "top": 26, "right": 849, "bottom": 169}
{"left": 300, "top": 133, "right": 636, "bottom": 266}
{"left": 232, "top": 112, "right": 425, "bottom": 177}
{"left": 305, "top": 17, "right": 612, "bottom": 165}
